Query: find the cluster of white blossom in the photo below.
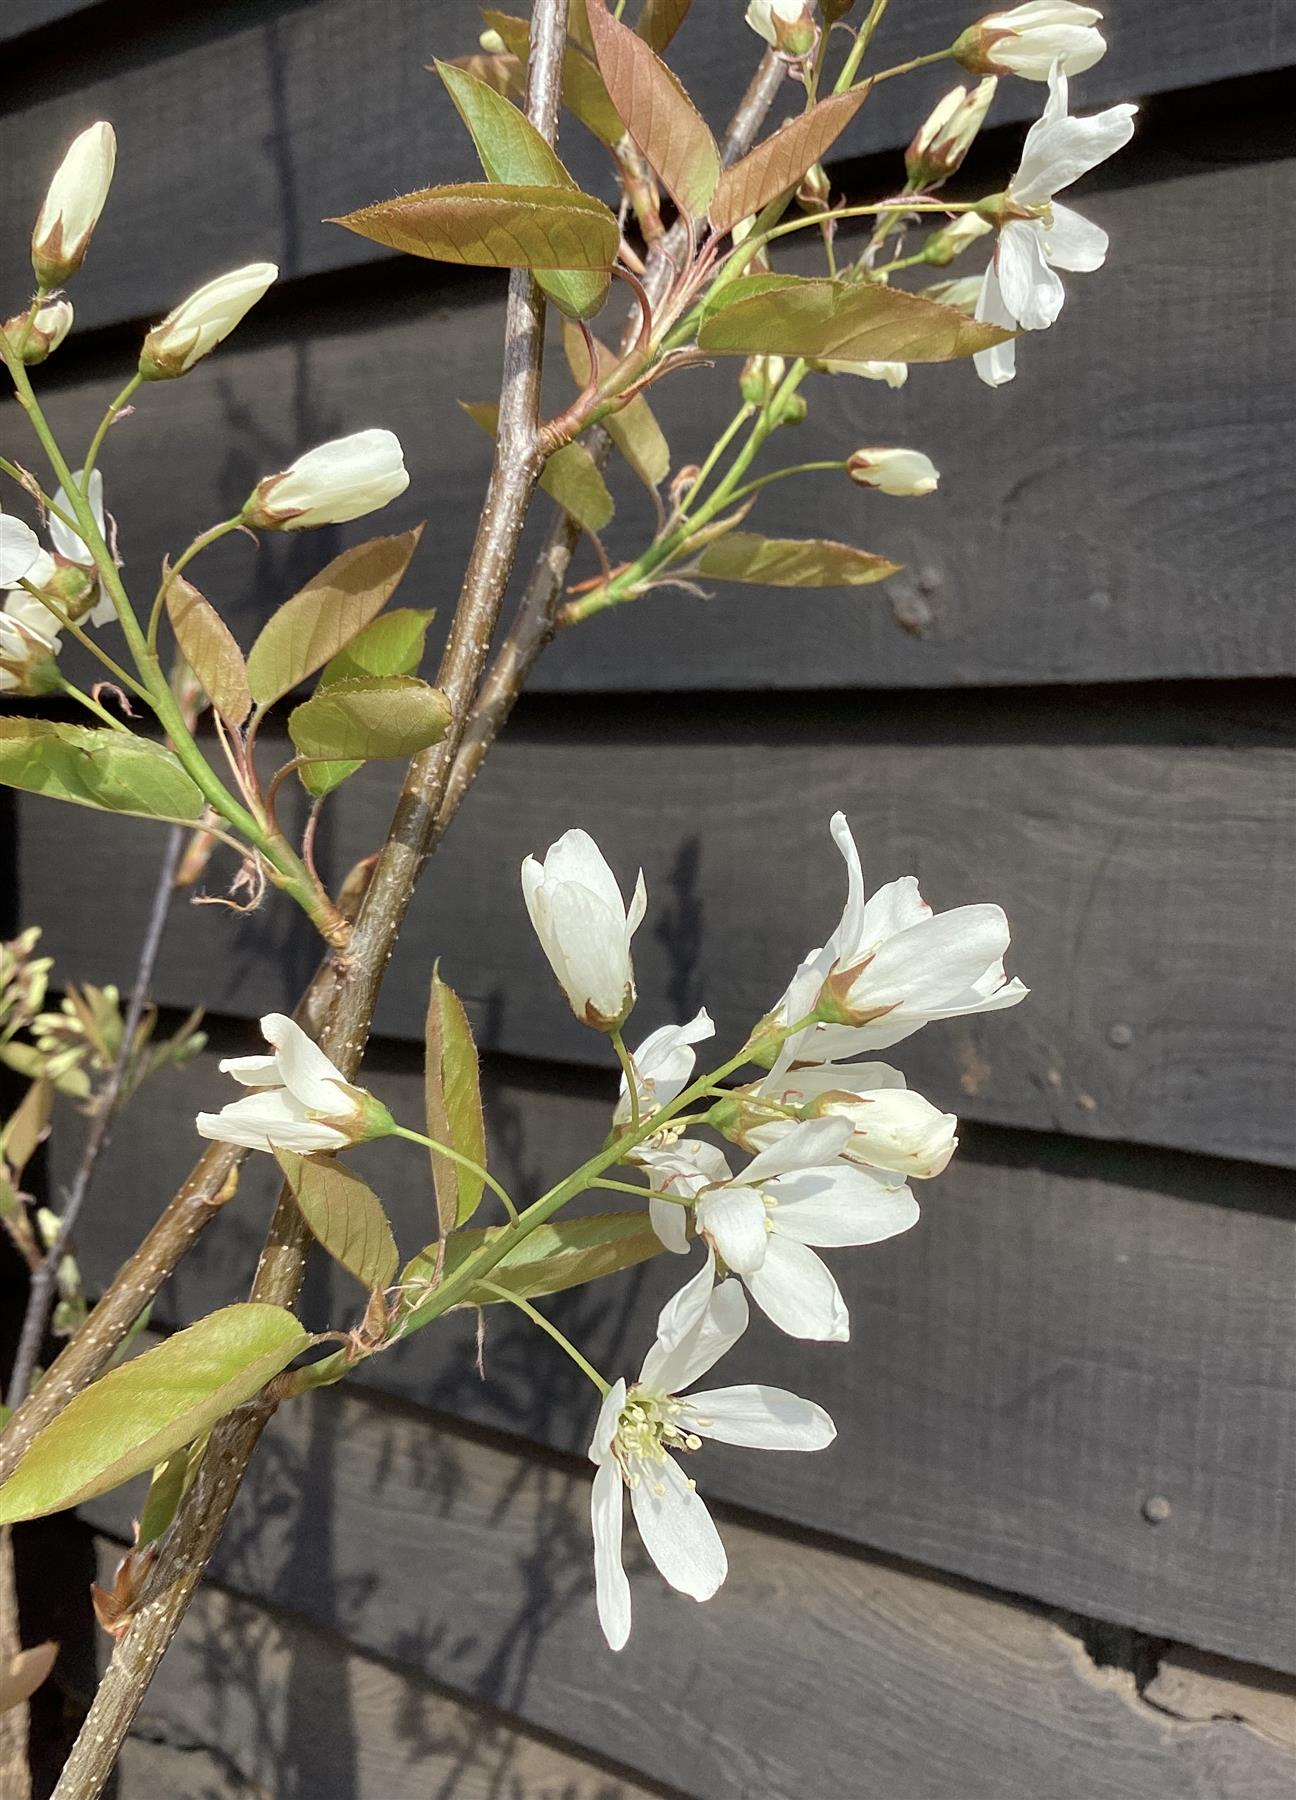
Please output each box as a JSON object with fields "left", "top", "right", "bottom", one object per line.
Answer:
{"left": 520, "top": 817, "right": 1025, "bottom": 1648}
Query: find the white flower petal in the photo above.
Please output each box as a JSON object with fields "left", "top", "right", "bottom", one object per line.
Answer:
{"left": 629, "top": 1454, "right": 727, "bottom": 1602}
{"left": 590, "top": 1457, "right": 631, "bottom": 1651}
{"left": 740, "top": 1116, "right": 854, "bottom": 1187}
{"left": 0, "top": 517, "right": 43, "bottom": 587}
{"left": 1014, "top": 101, "right": 1138, "bottom": 205}
{"left": 770, "top": 1169, "right": 920, "bottom": 1247}
{"left": 590, "top": 1377, "right": 628, "bottom": 1465}
{"left": 649, "top": 1195, "right": 691, "bottom": 1255}
{"left": 695, "top": 1186, "right": 769, "bottom": 1276}
{"left": 259, "top": 1013, "right": 353, "bottom": 1114}
{"left": 997, "top": 220, "right": 1065, "bottom": 330}
{"left": 217, "top": 1053, "right": 281, "bottom": 1088}
{"left": 683, "top": 1384, "right": 837, "bottom": 1452}
{"left": 745, "top": 1237, "right": 850, "bottom": 1342}
{"left": 1044, "top": 200, "right": 1108, "bottom": 271}
{"left": 49, "top": 469, "right": 103, "bottom": 565}
{"left": 974, "top": 264, "right": 1018, "bottom": 387}
{"left": 195, "top": 1090, "right": 348, "bottom": 1155}
{"left": 642, "top": 1266, "right": 749, "bottom": 1395}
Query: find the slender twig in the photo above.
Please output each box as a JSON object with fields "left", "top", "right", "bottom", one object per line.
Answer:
{"left": 49, "top": 8, "right": 573, "bottom": 1793}
{"left": 5, "top": 825, "right": 186, "bottom": 1413}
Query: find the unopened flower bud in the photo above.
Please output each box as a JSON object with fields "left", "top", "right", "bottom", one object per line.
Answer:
{"left": 952, "top": 3, "right": 1106, "bottom": 81}
{"left": 923, "top": 274, "right": 983, "bottom": 312}
{"left": 777, "top": 392, "right": 808, "bottom": 426}
{"left": 140, "top": 262, "right": 277, "bottom": 380}
{"left": 739, "top": 355, "right": 787, "bottom": 407}
{"left": 819, "top": 358, "right": 908, "bottom": 389}
{"left": 922, "top": 211, "right": 993, "bottom": 266}
{"left": 31, "top": 122, "right": 116, "bottom": 289}
{"left": 848, "top": 448, "right": 940, "bottom": 497}
{"left": 479, "top": 27, "right": 507, "bottom": 52}
{"left": 795, "top": 162, "right": 833, "bottom": 215}
{"left": 242, "top": 428, "right": 410, "bottom": 530}
{"left": 745, "top": 0, "right": 818, "bottom": 58}
{"left": 3, "top": 299, "right": 74, "bottom": 367}
{"left": 905, "top": 78, "right": 997, "bottom": 188}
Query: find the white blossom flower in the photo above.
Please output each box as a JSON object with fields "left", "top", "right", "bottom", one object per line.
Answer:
{"left": 730, "top": 1062, "right": 958, "bottom": 1181}
{"left": 195, "top": 1013, "right": 394, "bottom": 1154}
{"left": 954, "top": 4, "right": 1107, "bottom": 81}
{"left": 745, "top": 0, "right": 817, "bottom": 56}
{"left": 689, "top": 1119, "right": 919, "bottom": 1341}
{"left": 522, "top": 829, "right": 647, "bottom": 1031}
{"left": 31, "top": 122, "right": 116, "bottom": 288}
{"left": 772, "top": 812, "right": 1028, "bottom": 1060}
{"left": 243, "top": 428, "right": 410, "bottom": 530}
{"left": 973, "top": 64, "right": 1136, "bottom": 386}
{"left": 3, "top": 298, "right": 74, "bottom": 366}
{"left": 613, "top": 1009, "right": 715, "bottom": 1143}
{"left": 637, "top": 1137, "right": 732, "bottom": 1255}
{"left": 140, "top": 263, "right": 278, "bottom": 379}
{"left": 590, "top": 1256, "right": 835, "bottom": 1650}
{"left": 847, "top": 448, "right": 940, "bottom": 497}
{"left": 0, "top": 515, "right": 44, "bottom": 589}
{"left": 0, "top": 591, "right": 62, "bottom": 695}
{"left": 822, "top": 359, "right": 908, "bottom": 388}
{"left": 14, "top": 470, "right": 116, "bottom": 629}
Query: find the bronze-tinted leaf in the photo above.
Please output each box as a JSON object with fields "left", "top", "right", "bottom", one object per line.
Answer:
{"left": 585, "top": 0, "right": 720, "bottom": 219}
{"left": 277, "top": 1151, "right": 399, "bottom": 1294}
{"left": 245, "top": 529, "right": 422, "bottom": 708}
{"left": 697, "top": 532, "right": 900, "bottom": 587}
{"left": 463, "top": 401, "right": 615, "bottom": 531}
{"left": 710, "top": 89, "right": 867, "bottom": 235}
{"left": 164, "top": 572, "right": 252, "bottom": 727}
{"left": 637, "top": 0, "right": 692, "bottom": 52}
{"left": 400, "top": 1212, "right": 663, "bottom": 1317}
{"left": 424, "top": 969, "right": 487, "bottom": 1233}
{"left": 332, "top": 183, "right": 618, "bottom": 287}
{"left": 697, "top": 274, "right": 1014, "bottom": 362}
{"left": 479, "top": 12, "right": 624, "bottom": 144}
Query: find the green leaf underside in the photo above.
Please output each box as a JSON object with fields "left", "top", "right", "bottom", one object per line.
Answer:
{"left": 401, "top": 1212, "right": 664, "bottom": 1315}
{"left": 436, "top": 59, "right": 611, "bottom": 317}
{"left": 424, "top": 970, "right": 487, "bottom": 1233}
{"left": 697, "top": 532, "right": 901, "bottom": 587}
{"left": 710, "top": 89, "right": 867, "bottom": 236}
{"left": 277, "top": 1151, "right": 399, "bottom": 1294}
{"left": 463, "top": 402, "right": 615, "bottom": 531}
{"left": 164, "top": 574, "right": 251, "bottom": 727}
{"left": 562, "top": 320, "right": 670, "bottom": 491}
{"left": 246, "top": 529, "right": 423, "bottom": 709}
{"left": 479, "top": 12, "right": 624, "bottom": 145}
{"left": 586, "top": 1, "right": 720, "bottom": 219}
{"left": 0, "top": 1305, "right": 309, "bottom": 1523}
{"left": 321, "top": 607, "right": 434, "bottom": 686}
{"left": 288, "top": 676, "right": 451, "bottom": 798}
{"left": 0, "top": 718, "right": 205, "bottom": 823}
{"left": 697, "top": 275, "right": 1016, "bottom": 362}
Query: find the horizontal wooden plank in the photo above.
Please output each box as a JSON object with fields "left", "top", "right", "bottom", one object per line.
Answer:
{"left": 3, "top": 0, "right": 1289, "bottom": 330}
{"left": 58, "top": 1037, "right": 1296, "bottom": 1671}
{"left": 93, "top": 1541, "right": 671, "bottom": 1800}
{"left": 17, "top": 711, "right": 1296, "bottom": 1164}
{"left": 21, "top": 153, "right": 1295, "bottom": 692}
{"left": 83, "top": 1382, "right": 1296, "bottom": 1800}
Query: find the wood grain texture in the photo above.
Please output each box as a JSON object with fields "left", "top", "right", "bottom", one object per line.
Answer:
{"left": 94, "top": 1541, "right": 670, "bottom": 1800}
{"left": 17, "top": 712, "right": 1296, "bottom": 1164}
{"left": 57, "top": 1040, "right": 1296, "bottom": 1671}
{"left": 20, "top": 154, "right": 1295, "bottom": 693}
{"left": 83, "top": 1383, "right": 1296, "bottom": 1800}
{"left": 2, "top": 0, "right": 1290, "bottom": 331}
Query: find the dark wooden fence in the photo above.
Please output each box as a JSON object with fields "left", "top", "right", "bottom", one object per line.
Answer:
{"left": 4, "top": 2, "right": 1295, "bottom": 1795}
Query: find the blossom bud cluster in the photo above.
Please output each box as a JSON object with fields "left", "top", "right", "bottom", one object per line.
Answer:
{"left": 905, "top": 78, "right": 997, "bottom": 188}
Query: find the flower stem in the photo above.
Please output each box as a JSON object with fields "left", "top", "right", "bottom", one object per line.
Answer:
{"left": 54, "top": 676, "right": 129, "bottom": 731}
{"left": 391, "top": 1124, "right": 520, "bottom": 1225}
{"left": 80, "top": 373, "right": 144, "bottom": 485}
{"left": 609, "top": 1028, "right": 640, "bottom": 1133}
{"left": 148, "top": 517, "right": 244, "bottom": 652}
{"left": 476, "top": 1282, "right": 610, "bottom": 1395}
{"left": 591, "top": 1177, "right": 692, "bottom": 1207}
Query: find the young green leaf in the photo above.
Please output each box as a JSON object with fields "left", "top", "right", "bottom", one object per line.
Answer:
{"left": 479, "top": 11, "right": 623, "bottom": 145}
{"left": 134, "top": 1443, "right": 198, "bottom": 1549}
{"left": 697, "top": 275, "right": 1015, "bottom": 362}
{"left": 637, "top": 0, "right": 692, "bottom": 53}
{"left": 697, "top": 532, "right": 901, "bottom": 587}
{"left": 562, "top": 321, "right": 670, "bottom": 493}
{"left": 320, "top": 607, "right": 434, "bottom": 685}
{"left": 585, "top": 0, "right": 720, "bottom": 220}
{"left": 164, "top": 571, "right": 252, "bottom": 727}
{"left": 435, "top": 61, "right": 613, "bottom": 319}
{"left": 0, "top": 719, "right": 205, "bottom": 823}
{"left": 2, "top": 1077, "right": 52, "bottom": 1179}
{"left": 245, "top": 528, "right": 422, "bottom": 708}
{"left": 710, "top": 89, "right": 867, "bottom": 236}
{"left": 276, "top": 1151, "right": 399, "bottom": 1294}
{"left": 332, "top": 183, "right": 617, "bottom": 300}
{"left": 0, "top": 1642, "right": 58, "bottom": 1717}
{"left": 0, "top": 1304, "right": 310, "bottom": 1524}
{"left": 288, "top": 676, "right": 451, "bottom": 798}
{"left": 424, "top": 969, "right": 487, "bottom": 1233}
{"left": 402, "top": 1212, "right": 664, "bottom": 1316}
{"left": 463, "top": 402, "right": 615, "bottom": 532}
